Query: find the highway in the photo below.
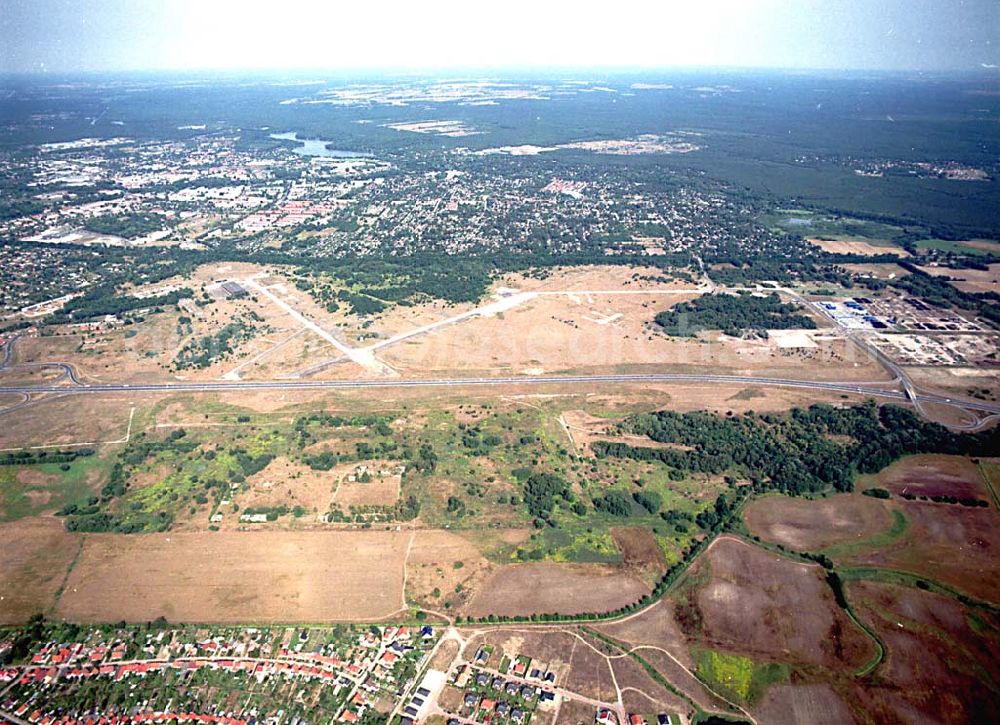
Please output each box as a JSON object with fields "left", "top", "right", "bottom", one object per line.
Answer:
{"left": 1, "top": 373, "right": 999, "bottom": 415}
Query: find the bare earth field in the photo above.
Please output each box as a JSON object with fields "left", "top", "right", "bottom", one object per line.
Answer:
{"left": 54, "top": 530, "right": 409, "bottom": 623}
{"left": 554, "top": 699, "right": 604, "bottom": 725}
{"left": 597, "top": 600, "right": 691, "bottom": 666}
{"left": 614, "top": 654, "right": 691, "bottom": 713}
{"left": 404, "top": 529, "right": 494, "bottom": 611}
{"left": 754, "top": 684, "right": 858, "bottom": 725}
{"left": 558, "top": 633, "right": 620, "bottom": 704}
{"left": 0, "top": 393, "right": 137, "bottom": 449}
{"left": 0, "top": 518, "right": 80, "bottom": 624}
{"left": 916, "top": 263, "right": 1000, "bottom": 294}
{"left": 808, "top": 238, "right": 910, "bottom": 257}
{"left": 873, "top": 454, "right": 992, "bottom": 499}
{"left": 611, "top": 527, "right": 667, "bottom": 585}
{"left": 847, "top": 580, "right": 1000, "bottom": 724}
{"left": 676, "top": 537, "right": 874, "bottom": 670}
{"left": 465, "top": 562, "right": 649, "bottom": 618}
{"left": 743, "top": 493, "right": 893, "bottom": 552}
{"left": 847, "top": 499, "right": 998, "bottom": 601}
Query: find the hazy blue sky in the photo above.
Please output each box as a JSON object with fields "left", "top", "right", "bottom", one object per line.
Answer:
{"left": 2, "top": 0, "right": 998, "bottom": 74}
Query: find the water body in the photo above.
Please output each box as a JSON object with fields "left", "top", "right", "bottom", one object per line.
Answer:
{"left": 269, "top": 132, "right": 370, "bottom": 158}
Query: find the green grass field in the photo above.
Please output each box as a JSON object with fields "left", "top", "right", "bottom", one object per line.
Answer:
{"left": 694, "top": 648, "right": 789, "bottom": 705}
{"left": 0, "top": 452, "right": 113, "bottom": 522}
{"left": 916, "top": 239, "right": 995, "bottom": 256}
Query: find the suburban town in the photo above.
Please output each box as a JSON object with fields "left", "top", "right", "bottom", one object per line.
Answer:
{"left": 0, "top": 623, "right": 685, "bottom": 725}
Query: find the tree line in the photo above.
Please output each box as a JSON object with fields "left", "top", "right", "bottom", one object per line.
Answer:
{"left": 593, "top": 402, "right": 999, "bottom": 496}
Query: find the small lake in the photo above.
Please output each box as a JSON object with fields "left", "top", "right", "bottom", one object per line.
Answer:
{"left": 269, "top": 132, "right": 370, "bottom": 158}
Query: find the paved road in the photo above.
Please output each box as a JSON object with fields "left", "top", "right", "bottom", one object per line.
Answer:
{"left": 0, "top": 373, "right": 997, "bottom": 415}
{"left": 0, "top": 333, "right": 82, "bottom": 385}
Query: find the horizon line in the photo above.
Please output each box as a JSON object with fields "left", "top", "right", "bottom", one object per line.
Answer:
{"left": 2, "top": 63, "right": 999, "bottom": 79}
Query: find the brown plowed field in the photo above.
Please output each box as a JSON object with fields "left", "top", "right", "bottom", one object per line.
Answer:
{"left": 465, "top": 562, "right": 648, "bottom": 618}
{"left": 743, "top": 493, "right": 893, "bottom": 552}
{"left": 847, "top": 580, "right": 1000, "bottom": 724}
{"left": 597, "top": 600, "right": 691, "bottom": 665}
{"left": 678, "top": 537, "right": 874, "bottom": 669}
{"left": 873, "top": 454, "right": 991, "bottom": 499}
{"left": 848, "top": 500, "right": 999, "bottom": 601}
{"left": 754, "top": 684, "right": 858, "bottom": 725}
{"left": 54, "top": 530, "right": 409, "bottom": 623}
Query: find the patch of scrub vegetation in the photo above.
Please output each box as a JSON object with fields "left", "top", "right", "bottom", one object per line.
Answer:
{"left": 61, "top": 426, "right": 288, "bottom": 533}
{"left": 513, "top": 522, "right": 621, "bottom": 564}
{"left": 694, "top": 649, "right": 789, "bottom": 705}
{"left": 173, "top": 313, "right": 266, "bottom": 370}
{"left": 654, "top": 292, "right": 816, "bottom": 337}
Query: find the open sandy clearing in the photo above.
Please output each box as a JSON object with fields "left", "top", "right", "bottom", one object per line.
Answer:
{"left": 55, "top": 530, "right": 409, "bottom": 623}
{"left": 378, "top": 291, "right": 883, "bottom": 381}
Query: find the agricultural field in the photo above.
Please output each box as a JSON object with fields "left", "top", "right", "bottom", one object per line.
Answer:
{"left": 54, "top": 530, "right": 411, "bottom": 623}
{"left": 465, "top": 563, "right": 650, "bottom": 618}
{"left": 670, "top": 537, "right": 873, "bottom": 674}
{"left": 915, "top": 262, "right": 1000, "bottom": 294}
{"left": 845, "top": 581, "right": 1000, "bottom": 723}
{"left": 0, "top": 517, "right": 81, "bottom": 624}
{"left": 745, "top": 455, "right": 1000, "bottom": 601}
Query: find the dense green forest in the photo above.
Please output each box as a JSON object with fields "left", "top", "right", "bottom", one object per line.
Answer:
{"left": 83, "top": 213, "right": 167, "bottom": 239}
{"left": 594, "top": 402, "right": 1000, "bottom": 495}
{"left": 654, "top": 292, "right": 817, "bottom": 336}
